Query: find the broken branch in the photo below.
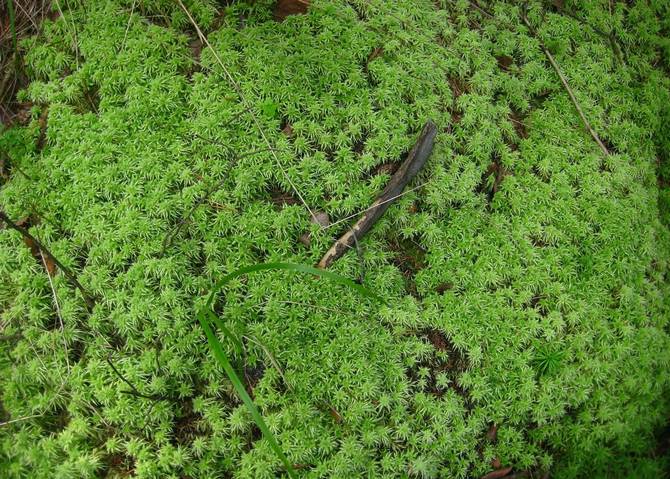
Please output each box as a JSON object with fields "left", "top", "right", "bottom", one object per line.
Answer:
{"left": 318, "top": 121, "right": 437, "bottom": 269}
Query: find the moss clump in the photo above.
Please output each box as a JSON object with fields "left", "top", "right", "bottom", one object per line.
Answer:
{"left": 1, "top": 0, "right": 670, "bottom": 477}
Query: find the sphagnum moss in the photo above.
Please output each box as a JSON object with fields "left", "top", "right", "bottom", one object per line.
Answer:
{"left": 1, "top": 1, "right": 670, "bottom": 478}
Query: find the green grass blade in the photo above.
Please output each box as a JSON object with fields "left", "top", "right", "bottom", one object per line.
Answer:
{"left": 204, "top": 262, "right": 385, "bottom": 310}
{"left": 205, "top": 308, "right": 243, "bottom": 356}
{"left": 197, "top": 310, "right": 297, "bottom": 478}
{"left": 197, "top": 262, "right": 385, "bottom": 477}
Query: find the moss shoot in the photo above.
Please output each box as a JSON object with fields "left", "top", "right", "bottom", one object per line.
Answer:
{"left": 1, "top": 0, "right": 670, "bottom": 478}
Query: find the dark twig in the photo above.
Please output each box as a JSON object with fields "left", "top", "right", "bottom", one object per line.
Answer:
{"left": 0, "top": 210, "right": 96, "bottom": 309}
{"left": 521, "top": 13, "right": 610, "bottom": 157}
{"left": 105, "top": 356, "right": 165, "bottom": 401}
{"left": 318, "top": 121, "right": 437, "bottom": 268}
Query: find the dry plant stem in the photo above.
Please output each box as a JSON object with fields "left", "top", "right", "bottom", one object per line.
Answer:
{"left": 522, "top": 15, "right": 610, "bottom": 157}
{"left": 40, "top": 249, "right": 70, "bottom": 374}
{"left": 544, "top": 1, "right": 625, "bottom": 64}
{"left": 121, "top": 0, "right": 136, "bottom": 51}
{"left": 0, "top": 414, "right": 44, "bottom": 428}
{"left": 176, "top": 0, "right": 319, "bottom": 224}
{"left": 325, "top": 180, "right": 431, "bottom": 230}
{"left": 318, "top": 121, "right": 437, "bottom": 268}
{"left": 0, "top": 211, "right": 95, "bottom": 309}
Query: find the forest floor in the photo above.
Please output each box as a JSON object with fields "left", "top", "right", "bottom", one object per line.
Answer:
{"left": 1, "top": 1, "right": 670, "bottom": 478}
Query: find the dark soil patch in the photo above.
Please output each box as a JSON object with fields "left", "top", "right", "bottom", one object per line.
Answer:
{"left": 171, "top": 398, "right": 210, "bottom": 446}
{"left": 101, "top": 452, "right": 136, "bottom": 478}
{"left": 388, "top": 236, "right": 426, "bottom": 297}
{"left": 41, "top": 405, "right": 70, "bottom": 434}
{"left": 449, "top": 75, "right": 468, "bottom": 100}
{"left": 653, "top": 417, "right": 670, "bottom": 459}
{"left": 496, "top": 54, "right": 514, "bottom": 71}
{"left": 244, "top": 362, "right": 266, "bottom": 398}
{"left": 408, "top": 329, "right": 472, "bottom": 408}
{"left": 477, "top": 155, "right": 510, "bottom": 204}
{"left": 268, "top": 187, "right": 299, "bottom": 209}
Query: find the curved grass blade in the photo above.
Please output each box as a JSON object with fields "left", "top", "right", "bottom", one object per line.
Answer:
{"left": 204, "top": 262, "right": 385, "bottom": 310}
{"left": 197, "top": 311, "right": 296, "bottom": 477}
{"left": 198, "top": 262, "right": 385, "bottom": 478}
{"left": 205, "top": 308, "right": 243, "bottom": 356}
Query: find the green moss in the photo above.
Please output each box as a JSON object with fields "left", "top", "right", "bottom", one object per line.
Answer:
{"left": 1, "top": 0, "right": 670, "bottom": 477}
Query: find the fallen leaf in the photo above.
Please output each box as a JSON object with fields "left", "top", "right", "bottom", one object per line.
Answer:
{"left": 15, "top": 102, "right": 34, "bottom": 125}
{"left": 486, "top": 423, "right": 498, "bottom": 442}
{"left": 480, "top": 466, "right": 513, "bottom": 479}
{"left": 299, "top": 211, "right": 329, "bottom": 247}
{"left": 40, "top": 252, "right": 57, "bottom": 276}
{"left": 15, "top": 216, "right": 57, "bottom": 276}
{"left": 491, "top": 457, "right": 502, "bottom": 469}
{"left": 273, "top": 0, "right": 310, "bottom": 22}
{"left": 367, "top": 46, "right": 384, "bottom": 64}
{"left": 329, "top": 406, "right": 343, "bottom": 423}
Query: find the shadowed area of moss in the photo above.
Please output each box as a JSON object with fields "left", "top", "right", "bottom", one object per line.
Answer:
{"left": 1, "top": 0, "right": 669, "bottom": 477}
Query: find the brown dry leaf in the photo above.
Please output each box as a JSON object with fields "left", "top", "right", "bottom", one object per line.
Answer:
{"left": 486, "top": 423, "right": 498, "bottom": 442}
{"left": 14, "top": 102, "right": 34, "bottom": 125}
{"left": 273, "top": 0, "right": 310, "bottom": 21}
{"left": 299, "top": 211, "right": 329, "bottom": 247}
{"left": 367, "top": 46, "right": 384, "bottom": 63}
{"left": 15, "top": 216, "right": 57, "bottom": 276}
{"left": 491, "top": 457, "right": 502, "bottom": 469}
{"left": 329, "top": 406, "right": 343, "bottom": 423}
{"left": 36, "top": 107, "right": 49, "bottom": 150}
{"left": 41, "top": 252, "right": 57, "bottom": 276}
{"left": 480, "top": 466, "right": 513, "bottom": 479}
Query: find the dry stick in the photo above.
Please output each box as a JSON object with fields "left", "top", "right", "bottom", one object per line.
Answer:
{"left": 318, "top": 121, "right": 437, "bottom": 269}
{"left": 521, "top": 14, "right": 610, "bottom": 157}
{"left": 176, "top": 0, "right": 319, "bottom": 224}
{"left": 325, "top": 180, "right": 431, "bottom": 231}
{"left": 0, "top": 211, "right": 95, "bottom": 309}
